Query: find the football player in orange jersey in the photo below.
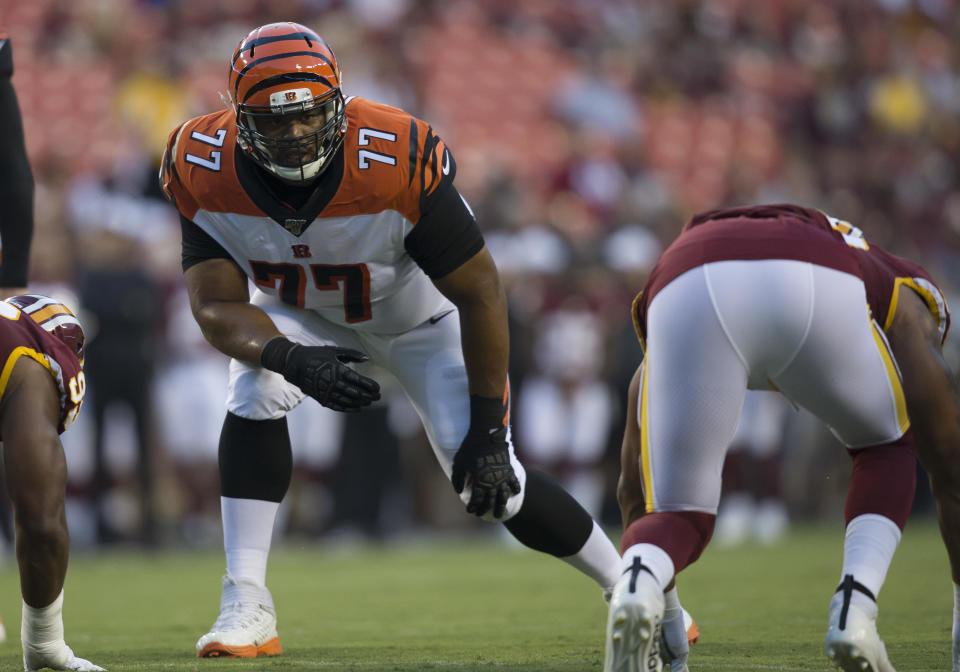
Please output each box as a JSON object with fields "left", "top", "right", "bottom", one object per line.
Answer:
{"left": 607, "top": 204, "right": 960, "bottom": 672}
{"left": 160, "top": 22, "right": 682, "bottom": 660}
{"left": 0, "top": 33, "right": 33, "bottom": 299}
{"left": 0, "top": 295, "right": 101, "bottom": 671}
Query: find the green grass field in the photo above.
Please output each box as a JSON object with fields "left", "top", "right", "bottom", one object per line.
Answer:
{"left": 0, "top": 521, "right": 950, "bottom": 671}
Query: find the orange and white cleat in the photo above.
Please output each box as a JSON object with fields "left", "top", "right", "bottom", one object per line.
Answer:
{"left": 196, "top": 574, "right": 282, "bottom": 658}
{"left": 684, "top": 607, "right": 699, "bottom": 646}
{"left": 658, "top": 607, "right": 698, "bottom": 672}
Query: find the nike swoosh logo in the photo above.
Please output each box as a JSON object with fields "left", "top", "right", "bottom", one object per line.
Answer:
{"left": 441, "top": 150, "right": 450, "bottom": 175}
{"left": 429, "top": 309, "right": 455, "bottom": 325}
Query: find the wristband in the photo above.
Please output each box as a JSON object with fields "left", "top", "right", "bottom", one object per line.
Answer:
{"left": 469, "top": 394, "right": 506, "bottom": 430}
{"left": 260, "top": 336, "right": 296, "bottom": 372}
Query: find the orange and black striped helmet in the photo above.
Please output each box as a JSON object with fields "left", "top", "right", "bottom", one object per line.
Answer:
{"left": 6, "top": 294, "right": 85, "bottom": 365}
{"left": 227, "top": 22, "right": 346, "bottom": 183}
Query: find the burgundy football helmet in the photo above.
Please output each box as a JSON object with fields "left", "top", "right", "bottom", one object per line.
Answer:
{"left": 5, "top": 294, "right": 85, "bottom": 365}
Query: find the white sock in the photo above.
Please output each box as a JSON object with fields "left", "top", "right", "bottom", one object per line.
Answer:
{"left": 560, "top": 521, "right": 621, "bottom": 591}
{"left": 663, "top": 585, "right": 682, "bottom": 620}
{"left": 660, "top": 585, "right": 690, "bottom": 663}
{"left": 840, "top": 513, "right": 901, "bottom": 599}
{"left": 222, "top": 497, "right": 279, "bottom": 588}
{"left": 21, "top": 589, "right": 64, "bottom": 646}
{"left": 621, "top": 543, "right": 675, "bottom": 591}
{"left": 21, "top": 589, "right": 74, "bottom": 669}
{"left": 953, "top": 583, "right": 959, "bottom": 672}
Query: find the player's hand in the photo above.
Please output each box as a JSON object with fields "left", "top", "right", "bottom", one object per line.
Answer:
{"left": 451, "top": 395, "right": 520, "bottom": 518}
{"left": 260, "top": 337, "right": 380, "bottom": 412}
{"left": 23, "top": 641, "right": 105, "bottom": 671}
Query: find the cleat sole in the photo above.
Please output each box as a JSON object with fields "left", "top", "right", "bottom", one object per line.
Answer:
{"left": 828, "top": 642, "right": 877, "bottom": 672}
{"left": 197, "top": 637, "right": 282, "bottom": 658}
{"left": 606, "top": 605, "right": 661, "bottom": 672}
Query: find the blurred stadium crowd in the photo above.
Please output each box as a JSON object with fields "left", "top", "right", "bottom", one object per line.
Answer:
{"left": 2, "top": 0, "right": 959, "bottom": 549}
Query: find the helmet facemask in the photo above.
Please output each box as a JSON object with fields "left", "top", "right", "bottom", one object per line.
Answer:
{"left": 237, "top": 86, "right": 346, "bottom": 184}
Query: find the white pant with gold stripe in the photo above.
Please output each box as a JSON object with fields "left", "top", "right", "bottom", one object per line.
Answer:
{"left": 639, "top": 259, "right": 908, "bottom": 515}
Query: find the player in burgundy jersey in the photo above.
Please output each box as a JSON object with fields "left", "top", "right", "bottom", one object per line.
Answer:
{"left": 0, "top": 295, "right": 102, "bottom": 671}
{"left": 606, "top": 204, "right": 958, "bottom": 672}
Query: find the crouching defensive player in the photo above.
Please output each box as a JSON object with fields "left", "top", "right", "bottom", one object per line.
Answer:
{"left": 0, "top": 295, "right": 102, "bottom": 672}
{"left": 607, "top": 204, "right": 960, "bottom": 672}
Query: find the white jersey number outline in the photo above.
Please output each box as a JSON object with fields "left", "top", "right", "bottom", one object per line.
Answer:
{"left": 357, "top": 127, "right": 397, "bottom": 169}
{"left": 186, "top": 129, "right": 227, "bottom": 172}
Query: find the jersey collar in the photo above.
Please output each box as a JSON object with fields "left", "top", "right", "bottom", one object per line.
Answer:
{"left": 234, "top": 144, "right": 345, "bottom": 237}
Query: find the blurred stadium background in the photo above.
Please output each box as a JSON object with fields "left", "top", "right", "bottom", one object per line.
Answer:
{"left": 0, "top": 0, "right": 958, "bottom": 554}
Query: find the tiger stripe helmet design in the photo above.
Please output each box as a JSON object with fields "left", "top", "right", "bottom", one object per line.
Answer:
{"left": 5, "top": 295, "right": 85, "bottom": 365}
{"left": 228, "top": 22, "right": 347, "bottom": 184}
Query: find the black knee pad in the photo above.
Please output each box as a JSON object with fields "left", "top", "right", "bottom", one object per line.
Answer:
{"left": 218, "top": 412, "right": 292, "bottom": 502}
{"left": 503, "top": 469, "right": 594, "bottom": 557}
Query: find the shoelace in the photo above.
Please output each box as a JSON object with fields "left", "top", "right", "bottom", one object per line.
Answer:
{"left": 211, "top": 601, "right": 273, "bottom": 631}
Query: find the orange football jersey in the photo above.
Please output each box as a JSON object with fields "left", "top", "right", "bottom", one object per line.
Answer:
{"left": 162, "top": 97, "right": 461, "bottom": 333}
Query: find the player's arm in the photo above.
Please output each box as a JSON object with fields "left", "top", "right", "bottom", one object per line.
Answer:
{"left": 432, "top": 246, "right": 509, "bottom": 398}
{"left": 184, "top": 255, "right": 278, "bottom": 364}
{"left": 435, "top": 247, "right": 519, "bottom": 517}
{"left": 0, "top": 357, "right": 68, "bottom": 608}
{"left": 401, "top": 131, "right": 518, "bottom": 515}
{"left": 182, "top": 218, "right": 379, "bottom": 411}
{"left": 0, "top": 39, "right": 34, "bottom": 295}
{"left": 886, "top": 286, "right": 960, "bottom": 583}
{"left": 408, "top": 183, "right": 517, "bottom": 516}
{"left": 404, "top": 168, "right": 504, "bottom": 397}
{"left": 1, "top": 358, "right": 105, "bottom": 670}
{"left": 618, "top": 363, "right": 646, "bottom": 529}
{"left": 179, "top": 213, "right": 286, "bottom": 363}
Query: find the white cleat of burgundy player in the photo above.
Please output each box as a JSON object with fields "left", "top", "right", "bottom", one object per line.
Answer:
{"left": 825, "top": 576, "right": 895, "bottom": 672}
{"left": 604, "top": 557, "right": 665, "bottom": 672}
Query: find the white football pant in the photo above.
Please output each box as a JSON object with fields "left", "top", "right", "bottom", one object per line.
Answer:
{"left": 640, "top": 260, "right": 908, "bottom": 515}
{"left": 225, "top": 289, "right": 528, "bottom": 521}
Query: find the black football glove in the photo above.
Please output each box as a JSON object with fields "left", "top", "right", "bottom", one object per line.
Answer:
{"left": 451, "top": 395, "right": 521, "bottom": 518}
{"left": 260, "top": 336, "right": 381, "bottom": 412}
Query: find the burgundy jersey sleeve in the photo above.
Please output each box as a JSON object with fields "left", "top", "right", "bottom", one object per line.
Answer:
{"left": 852, "top": 245, "right": 951, "bottom": 343}
{"left": 0, "top": 311, "right": 85, "bottom": 434}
